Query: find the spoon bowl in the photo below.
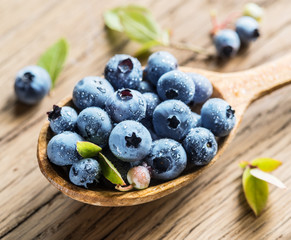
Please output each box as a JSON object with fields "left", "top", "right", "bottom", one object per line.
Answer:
{"left": 37, "top": 54, "right": 291, "bottom": 206}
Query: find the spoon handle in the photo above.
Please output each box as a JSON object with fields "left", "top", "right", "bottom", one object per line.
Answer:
{"left": 218, "top": 54, "right": 291, "bottom": 108}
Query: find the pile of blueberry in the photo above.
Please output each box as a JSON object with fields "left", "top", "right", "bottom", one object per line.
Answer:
{"left": 46, "top": 51, "right": 236, "bottom": 190}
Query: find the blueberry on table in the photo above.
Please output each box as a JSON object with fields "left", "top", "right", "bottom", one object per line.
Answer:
{"left": 47, "top": 105, "right": 78, "bottom": 134}
{"left": 72, "top": 76, "right": 114, "bottom": 110}
{"left": 109, "top": 120, "right": 152, "bottom": 162}
{"left": 146, "top": 138, "right": 187, "bottom": 180}
{"left": 47, "top": 131, "right": 84, "bottom": 166}
{"left": 183, "top": 127, "right": 218, "bottom": 166}
{"left": 142, "top": 92, "right": 161, "bottom": 119}
{"left": 14, "top": 65, "right": 51, "bottom": 104}
{"left": 201, "top": 98, "right": 236, "bottom": 137}
{"left": 157, "top": 70, "right": 195, "bottom": 104}
{"left": 236, "top": 16, "right": 260, "bottom": 45}
{"left": 153, "top": 100, "right": 192, "bottom": 141}
{"left": 69, "top": 158, "right": 101, "bottom": 188}
{"left": 187, "top": 73, "right": 213, "bottom": 104}
{"left": 105, "top": 89, "right": 147, "bottom": 122}
{"left": 144, "top": 51, "right": 178, "bottom": 86}
{"left": 214, "top": 29, "right": 241, "bottom": 58}
{"left": 77, "top": 107, "right": 112, "bottom": 148}
{"left": 104, "top": 54, "right": 142, "bottom": 90}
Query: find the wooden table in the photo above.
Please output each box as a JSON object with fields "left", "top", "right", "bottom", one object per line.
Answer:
{"left": 1, "top": 0, "right": 291, "bottom": 239}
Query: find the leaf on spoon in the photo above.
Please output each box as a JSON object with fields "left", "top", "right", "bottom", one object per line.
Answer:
{"left": 243, "top": 167, "right": 269, "bottom": 216}
{"left": 38, "top": 38, "right": 69, "bottom": 88}
{"left": 250, "top": 168, "right": 286, "bottom": 189}
{"left": 77, "top": 141, "right": 102, "bottom": 158}
{"left": 251, "top": 158, "right": 282, "bottom": 172}
{"left": 98, "top": 152, "right": 126, "bottom": 185}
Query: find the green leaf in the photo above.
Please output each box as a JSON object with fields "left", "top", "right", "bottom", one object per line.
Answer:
{"left": 119, "top": 9, "right": 161, "bottom": 43}
{"left": 98, "top": 153, "right": 126, "bottom": 185}
{"left": 251, "top": 158, "right": 282, "bottom": 172}
{"left": 76, "top": 141, "right": 102, "bottom": 158}
{"left": 243, "top": 167, "right": 269, "bottom": 216}
{"left": 38, "top": 38, "right": 69, "bottom": 88}
{"left": 104, "top": 9, "right": 124, "bottom": 32}
{"left": 239, "top": 160, "right": 249, "bottom": 169}
{"left": 135, "top": 40, "right": 161, "bottom": 56}
{"left": 250, "top": 169, "right": 286, "bottom": 189}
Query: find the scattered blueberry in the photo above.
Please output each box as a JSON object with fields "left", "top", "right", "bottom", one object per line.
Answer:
{"left": 105, "top": 89, "right": 147, "bottom": 122}
{"left": 72, "top": 76, "right": 114, "bottom": 110}
{"left": 104, "top": 54, "right": 142, "bottom": 90}
{"left": 201, "top": 98, "right": 236, "bottom": 137}
{"left": 236, "top": 16, "right": 260, "bottom": 45}
{"left": 183, "top": 127, "right": 217, "bottom": 166}
{"left": 142, "top": 92, "right": 160, "bottom": 119}
{"left": 144, "top": 51, "right": 178, "bottom": 86}
{"left": 187, "top": 73, "right": 213, "bottom": 104}
{"left": 153, "top": 100, "right": 192, "bottom": 141}
{"left": 109, "top": 120, "right": 152, "bottom": 162}
{"left": 127, "top": 166, "right": 151, "bottom": 189}
{"left": 157, "top": 70, "right": 195, "bottom": 104}
{"left": 47, "top": 105, "right": 78, "bottom": 134}
{"left": 214, "top": 29, "right": 241, "bottom": 58}
{"left": 77, "top": 107, "right": 112, "bottom": 147}
{"left": 47, "top": 131, "right": 84, "bottom": 166}
{"left": 146, "top": 138, "right": 187, "bottom": 180}
{"left": 69, "top": 158, "right": 101, "bottom": 188}
{"left": 14, "top": 65, "right": 51, "bottom": 104}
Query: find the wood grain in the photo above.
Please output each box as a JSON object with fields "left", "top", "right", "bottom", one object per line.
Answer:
{"left": 0, "top": 0, "right": 291, "bottom": 239}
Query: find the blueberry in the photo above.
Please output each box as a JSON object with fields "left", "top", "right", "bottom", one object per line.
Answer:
{"left": 138, "top": 80, "right": 155, "bottom": 93}
{"left": 183, "top": 127, "right": 217, "bottom": 166}
{"left": 146, "top": 138, "right": 187, "bottom": 180}
{"left": 69, "top": 158, "right": 101, "bottom": 188}
{"left": 153, "top": 100, "right": 192, "bottom": 141}
{"left": 140, "top": 118, "right": 160, "bottom": 141}
{"left": 189, "top": 112, "right": 201, "bottom": 129}
{"left": 187, "top": 73, "right": 213, "bottom": 103}
{"left": 157, "top": 70, "right": 195, "bottom": 104}
{"left": 105, "top": 89, "right": 147, "bottom": 122}
{"left": 235, "top": 16, "right": 260, "bottom": 44}
{"left": 72, "top": 76, "right": 114, "bottom": 110}
{"left": 104, "top": 54, "right": 142, "bottom": 90}
{"left": 127, "top": 166, "right": 151, "bottom": 189}
{"left": 14, "top": 65, "right": 51, "bottom": 104}
{"left": 142, "top": 92, "right": 160, "bottom": 119}
{"left": 109, "top": 120, "right": 152, "bottom": 162}
{"left": 201, "top": 98, "right": 236, "bottom": 137}
{"left": 144, "top": 51, "right": 178, "bottom": 86}
{"left": 47, "top": 105, "right": 78, "bottom": 134}
{"left": 47, "top": 131, "right": 84, "bottom": 166}
{"left": 214, "top": 29, "right": 241, "bottom": 58}
{"left": 77, "top": 107, "right": 112, "bottom": 147}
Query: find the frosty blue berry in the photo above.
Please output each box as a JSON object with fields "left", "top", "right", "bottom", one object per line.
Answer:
{"left": 143, "top": 92, "right": 160, "bottom": 119}
{"left": 14, "top": 65, "right": 51, "bottom": 104}
{"left": 236, "top": 16, "right": 260, "bottom": 45}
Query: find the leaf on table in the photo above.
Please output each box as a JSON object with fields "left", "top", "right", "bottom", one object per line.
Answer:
{"left": 98, "top": 152, "right": 126, "bottom": 185}
{"left": 251, "top": 158, "right": 282, "bottom": 172}
{"left": 77, "top": 141, "right": 102, "bottom": 158}
{"left": 250, "top": 169, "right": 287, "bottom": 189}
{"left": 243, "top": 167, "right": 269, "bottom": 216}
{"left": 38, "top": 38, "right": 69, "bottom": 88}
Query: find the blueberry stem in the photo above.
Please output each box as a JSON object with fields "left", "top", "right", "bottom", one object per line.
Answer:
{"left": 115, "top": 184, "right": 134, "bottom": 192}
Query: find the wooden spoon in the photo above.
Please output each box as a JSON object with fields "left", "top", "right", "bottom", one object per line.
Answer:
{"left": 37, "top": 54, "right": 291, "bottom": 207}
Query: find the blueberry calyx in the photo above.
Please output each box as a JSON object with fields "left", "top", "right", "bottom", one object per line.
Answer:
{"left": 47, "top": 105, "right": 62, "bottom": 120}
{"left": 153, "top": 157, "right": 171, "bottom": 173}
{"left": 222, "top": 46, "right": 233, "bottom": 57}
{"left": 226, "top": 106, "right": 235, "bottom": 119}
{"left": 167, "top": 115, "right": 180, "bottom": 129}
{"left": 207, "top": 142, "right": 212, "bottom": 148}
{"left": 165, "top": 89, "right": 179, "bottom": 99}
{"left": 253, "top": 29, "right": 260, "bottom": 38}
{"left": 125, "top": 132, "right": 142, "bottom": 148}
{"left": 72, "top": 167, "right": 78, "bottom": 176}
{"left": 22, "top": 72, "right": 35, "bottom": 83}
{"left": 118, "top": 58, "right": 133, "bottom": 73}
{"left": 118, "top": 89, "right": 133, "bottom": 100}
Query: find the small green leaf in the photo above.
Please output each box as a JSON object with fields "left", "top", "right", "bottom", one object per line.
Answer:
{"left": 251, "top": 158, "right": 282, "bottom": 172}
{"left": 77, "top": 141, "right": 102, "bottom": 158}
{"left": 119, "top": 9, "right": 161, "bottom": 43}
{"left": 250, "top": 169, "right": 287, "bottom": 189}
{"left": 104, "top": 9, "right": 124, "bottom": 32}
{"left": 38, "top": 38, "right": 69, "bottom": 88}
{"left": 135, "top": 40, "right": 161, "bottom": 56}
{"left": 239, "top": 160, "right": 249, "bottom": 169}
{"left": 98, "top": 153, "right": 126, "bottom": 185}
{"left": 243, "top": 167, "right": 269, "bottom": 216}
